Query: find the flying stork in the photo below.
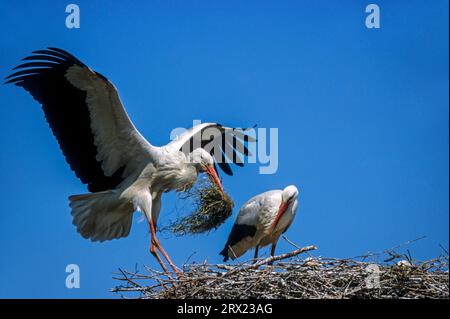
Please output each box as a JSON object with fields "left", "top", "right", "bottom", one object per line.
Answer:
{"left": 220, "top": 185, "right": 299, "bottom": 263}
{"left": 5, "top": 47, "right": 254, "bottom": 274}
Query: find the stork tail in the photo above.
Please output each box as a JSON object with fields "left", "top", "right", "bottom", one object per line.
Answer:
{"left": 69, "top": 191, "right": 134, "bottom": 242}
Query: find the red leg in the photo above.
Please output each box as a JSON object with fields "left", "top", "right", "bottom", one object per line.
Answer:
{"left": 156, "top": 238, "right": 180, "bottom": 275}
{"left": 148, "top": 219, "right": 180, "bottom": 275}
{"left": 269, "top": 243, "right": 277, "bottom": 265}
{"left": 148, "top": 219, "right": 169, "bottom": 273}
{"left": 253, "top": 245, "right": 259, "bottom": 264}
{"left": 150, "top": 240, "right": 169, "bottom": 273}
{"left": 270, "top": 243, "right": 277, "bottom": 257}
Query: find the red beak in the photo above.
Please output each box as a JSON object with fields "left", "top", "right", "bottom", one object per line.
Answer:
{"left": 271, "top": 201, "right": 288, "bottom": 230}
{"left": 206, "top": 165, "right": 224, "bottom": 194}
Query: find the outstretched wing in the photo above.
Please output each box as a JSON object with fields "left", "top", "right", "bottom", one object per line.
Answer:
{"left": 165, "top": 122, "right": 256, "bottom": 176}
{"left": 5, "top": 47, "right": 153, "bottom": 192}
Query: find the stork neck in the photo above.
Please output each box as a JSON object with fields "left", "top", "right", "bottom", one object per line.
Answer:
{"left": 271, "top": 201, "right": 288, "bottom": 230}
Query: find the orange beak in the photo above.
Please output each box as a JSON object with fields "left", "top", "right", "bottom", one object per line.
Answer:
{"left": 271, "top": 201, "right": 288, "bottom": 230}
{"left": 205, "top": 165, "right": 224, "bottom": 194}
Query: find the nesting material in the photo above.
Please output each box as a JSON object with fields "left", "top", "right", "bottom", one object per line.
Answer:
{"left": 112, "top": 247, "right": 449, "bottom": 299}
{"left": 166, "top": 179, "right": 234, "bottom": 236}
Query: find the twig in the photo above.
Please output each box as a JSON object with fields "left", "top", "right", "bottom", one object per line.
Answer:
{"left": 112, "top": 245, "right": 448, "bottom": 299}
{"left": 246, "top": 245, "right": 317, "bottom": 270}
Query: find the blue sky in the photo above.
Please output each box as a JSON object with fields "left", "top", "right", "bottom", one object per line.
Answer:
{"left": 0, "top": 0, "right": 448, "bottom": 298}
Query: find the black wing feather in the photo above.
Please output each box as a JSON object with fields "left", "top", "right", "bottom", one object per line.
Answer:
{"left": 5, "top": 47, "right": 125, "bottom": 192}
{"left": 180, "top": 124, "right": 254, "bottom": 176}
{"left": 219, "top": 224, "right": 257, "bottom": 262}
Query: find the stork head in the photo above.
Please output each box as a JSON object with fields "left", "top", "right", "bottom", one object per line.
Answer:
{"left": 272, "top": 185, "right": 299, "bottom": 230}
{"left": 188, "top": 149, "right": 224, "bottom": 194}
{"left": 281, "top": 185, "right": 299, "bottom": 205}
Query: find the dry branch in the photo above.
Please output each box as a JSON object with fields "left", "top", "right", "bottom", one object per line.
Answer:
{"left": 112, "top": 244, "right": 449, "bottom": 299}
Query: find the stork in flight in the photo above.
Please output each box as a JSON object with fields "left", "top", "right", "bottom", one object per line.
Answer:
{"left": 220, "top": 185, "right": 299, "bottom": 263}
{"left": 5, "top": 47, "right": 254, "bottom": 274}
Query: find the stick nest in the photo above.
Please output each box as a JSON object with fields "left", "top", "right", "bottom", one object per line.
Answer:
{"left": 163, "top": 178, "right": 234, "bottom": 236}
{"left": 112, "top": 244, "right": 449, "bottom": 299}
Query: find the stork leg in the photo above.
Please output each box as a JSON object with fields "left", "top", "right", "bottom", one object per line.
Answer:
{"left": 148, "top": 219, "right": 169, "bottom": 273}
{"left": 252, "top": 245, "right": 259, "bottom": 264}
{"left": 269, "top": 243, "right": 277, "bottom": 265}
{"left": 148, "top": 218, "right": 180, "bottom": 275}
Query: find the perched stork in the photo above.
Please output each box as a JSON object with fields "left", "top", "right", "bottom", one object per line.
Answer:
{"left": 220, "top": 185, "right": 299, "bottom": 262}
{"left": 5, "top": 47, "right": 254, "bottom": 274}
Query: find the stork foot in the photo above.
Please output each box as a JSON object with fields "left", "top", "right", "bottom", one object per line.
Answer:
{"left": 151, "top": 240, "right": 182, "bottom": 277}
{"left": 166, "top": 260, "right": 182, "bottom": 277}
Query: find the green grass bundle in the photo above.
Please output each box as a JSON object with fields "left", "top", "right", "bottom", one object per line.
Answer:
{"left": 167, "top": 179, "right": 234, "bottom": 236}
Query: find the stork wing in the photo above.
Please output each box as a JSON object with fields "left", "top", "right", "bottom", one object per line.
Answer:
{"left": 219, "top": 196, "right": 262, "bottom": 261}
{"left": 165, "top": 122, "right": 256, "bottom": 176}
{"left": 5, "top": 47, "right": 153, "bottom": 192}
{"left": 233, "top": 189, "right": 282, "bottom": 228}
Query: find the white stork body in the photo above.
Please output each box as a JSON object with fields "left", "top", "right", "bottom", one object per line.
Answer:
{"left": 220, "top": 185, "right": 299, "bottom": 262}
{"left": 6, "top": 48, "right": 254, "bottom": 274}
{"left": 68, "top": 146, "right": 198, "bottom": 242}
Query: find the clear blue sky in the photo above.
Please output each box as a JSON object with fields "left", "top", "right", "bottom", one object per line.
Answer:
{"left": 0, "top": 0, "right": 448, "bottom": 298}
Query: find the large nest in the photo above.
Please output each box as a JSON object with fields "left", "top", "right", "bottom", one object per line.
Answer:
{"left": 112, "top": 242, "right": 449, "bottom": 299}
{"left": 162, "top": 178, "right": 234, "bottom": 236}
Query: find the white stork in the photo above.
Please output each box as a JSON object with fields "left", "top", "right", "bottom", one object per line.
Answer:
{"left": 5, "top": 47, "right": 254, "bottom": 274}
{"left": 220, "top": 185, "right": 299, "bottom": 263}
